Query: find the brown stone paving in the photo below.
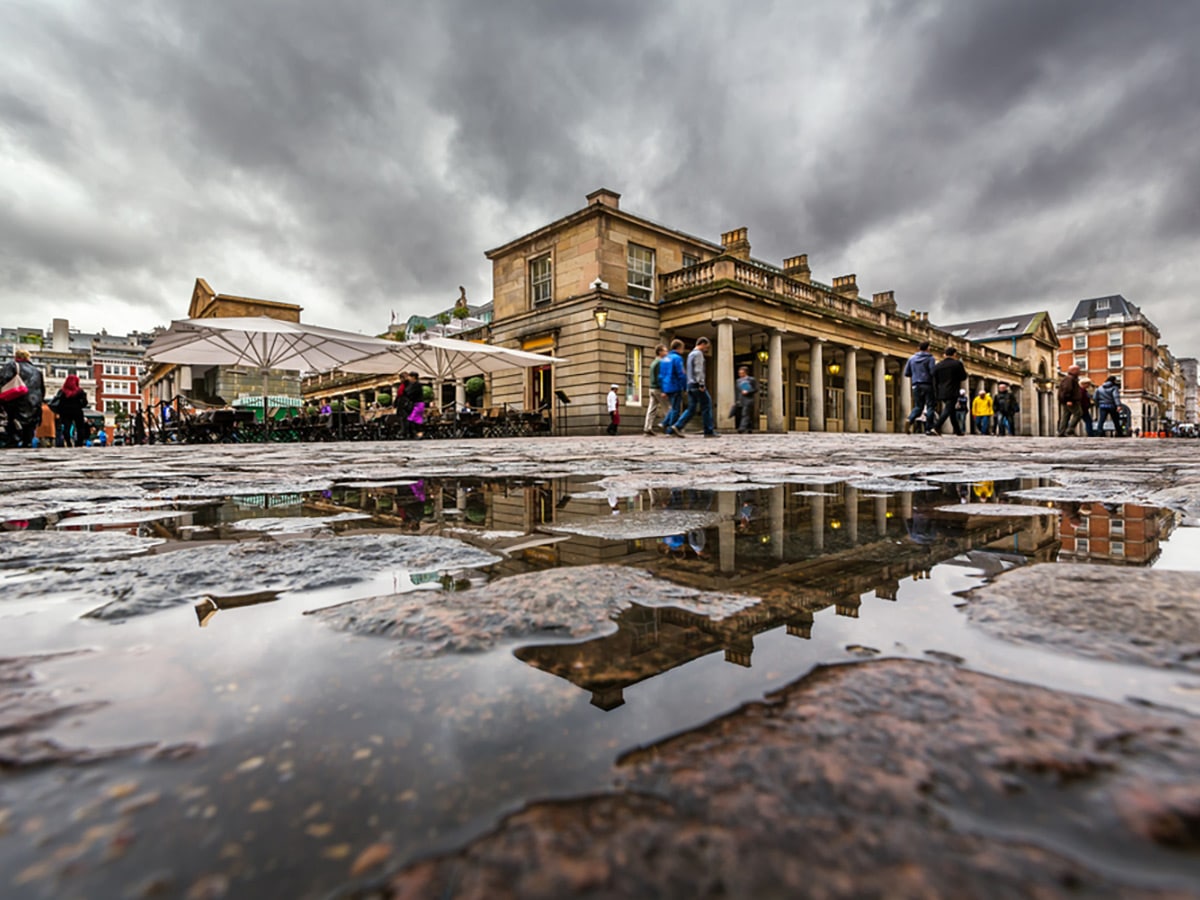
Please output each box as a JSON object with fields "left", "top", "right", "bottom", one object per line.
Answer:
{"left": 964, "top": 564, "right": 1200, "bottom": 674}
{"left": 383, "top": 660, "right": 1200, "bottom": 899}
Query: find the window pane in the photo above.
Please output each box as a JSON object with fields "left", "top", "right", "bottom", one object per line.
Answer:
{"left": 1073, "top": 334, "right": 1086, "bottom": 349}
{"left": 530, "top": 256, "right": 552, "bottom": 305}
{"left": 625, "top": 346, "right": 642, "bottom": 404}
{"left": 793, "top": 385, "right": 808, "bottom": 419}
{"left": 627, "top": 244, "right": 655, "bottom": 302}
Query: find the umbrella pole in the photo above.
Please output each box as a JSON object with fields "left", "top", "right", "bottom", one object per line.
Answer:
{"left": 262, "top": 369, "right": 270, "bottom": 442}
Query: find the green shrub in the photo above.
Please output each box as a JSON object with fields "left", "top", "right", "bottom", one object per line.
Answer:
{"left": 465, "top": 376, "right": 485, "bottom": 398}
{"left": 345, "top": 398, "right": 361, "bottom": 411}
{"left": 331, "top": 400, "right": 343, "bottom": 412}
{"left": 422, "top": 385, "right": 434, "bottom": 402}
{"left": 376, "top": 391, "right": 392, "bottom": 406}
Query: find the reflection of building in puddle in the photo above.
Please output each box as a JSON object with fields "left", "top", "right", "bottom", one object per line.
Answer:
{"left": 194, "top": 590, "right": 280, "bottom": 627}
{"left": 1057, "top": 503, "right": 1175, "bottom": 566}
{"left": 516, "top": 492, "right": 1057, "bottom": 710}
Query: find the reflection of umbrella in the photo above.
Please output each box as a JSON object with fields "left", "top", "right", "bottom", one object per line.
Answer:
{"left": 340, "top": 335, "right": 566, "bottom": 380}
{"left": 146, "top": 317, "right": 394, "bottom": 432}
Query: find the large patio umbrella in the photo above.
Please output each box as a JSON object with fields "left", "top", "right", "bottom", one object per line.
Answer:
{"left": 146, "top": 317, "right": 396, "bottom": 430}
{"left": 339, "top": 335, "right": 566, "bottom": 381}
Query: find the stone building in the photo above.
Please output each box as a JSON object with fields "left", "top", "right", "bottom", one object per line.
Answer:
{"left": 940, "top": 312, "right": 1059, "bottom": 435}
{"left": 1181, "top": 357, "right": 1198, "bottom": 425}
{"left": 142, "top": 278, "right": 303, "bottom": 407}
{"left": 484, "top": 189, "right": 1043, "bottom": 435}
{"left": 1057, "top": 295, "right": 1162, "bottom": 434}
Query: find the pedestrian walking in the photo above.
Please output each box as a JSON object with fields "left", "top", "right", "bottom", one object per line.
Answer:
{"left": 1094, "top": 376, "right": 1123, "bottom": 437}
{"left": 972, "top": 388, "right": 993, "bottom": 435}
{"left": 1079, "top": 379, "right": 1096, "bottom": 436}
{"left": 734, "top": 365, "right": 757, "bottom": 434}
{"left": 49, "top": 374, "right": 89, "bottom": 447}
{"left": 929, "top": 346, "right": 967, "bottom": 435}
{"left": 402, "top": 372, "right": 424, "bottom": 439}
{"left": 954, "top": 390, "right": 969, "bottom": 434}
{"left": 658, "top": 339, "right": 687, "bottom": 435}
{"left": 903, "top": 340, "right": 936, "bottom": 433}
{"left": 643, "top": 344, "right": 667, "bottom": 436}
{"left": 670, "top": 337, "right": 717, "bottom": 437}
{"left": 993, "top": 382, "right": 1019, "bottom": 436}
{"left": 1056, "top": 365, "right": 1085, "bottom": 436}
{"left": 606, "top": 383, "right": 620, "bottom": 435}
{"left": 0, "top": 348, "right": 45, "bottom": 448}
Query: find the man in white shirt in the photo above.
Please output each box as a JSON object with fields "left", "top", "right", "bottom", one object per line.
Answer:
{"left": 606, "top": 384, "right": 620, "bottom": 435}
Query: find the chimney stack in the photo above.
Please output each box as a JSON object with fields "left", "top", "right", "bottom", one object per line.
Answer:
{"left": 585, "top": 188, "right": 621, "bottom": 210}
{"left": 720, "top": 227, "right": 751, "bottom": 260}
{"left": 52, "top": 318, "right": 69, "bottom": 352}
{"left": 871, "top": 291, "right": 896, "bottom": 313}
{"left": 783, "top": 254, "right": 811, "bottom": 283}
{"left": 832, "top": 275, "right": 859, "bottom": 301}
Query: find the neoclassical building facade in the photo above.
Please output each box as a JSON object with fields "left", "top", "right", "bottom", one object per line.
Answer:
{"left": 485, "top": 189, "right": 1052, "bottom": 435}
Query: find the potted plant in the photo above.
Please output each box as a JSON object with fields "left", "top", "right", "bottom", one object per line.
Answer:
{"left": 452, "top": 305, "right": 471, "bottom": 321}
{"left": 411, "top": 322, "right": 427, "bottom": 337}
{"left": 376, "top": 391, "right": 392, "bottom": 406}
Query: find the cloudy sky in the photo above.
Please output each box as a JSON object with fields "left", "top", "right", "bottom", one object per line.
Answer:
{"left": 2, "top": 0, "right": 1198, "bottom": 353}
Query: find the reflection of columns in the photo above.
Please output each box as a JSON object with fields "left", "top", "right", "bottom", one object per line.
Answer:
{"left": 768, "top": 331, "right": 784, "bottom": 433}
{"left": 769, "top": 485, "right": 785, "bottom": 560}
{"left": 845, "top": 485, "right": 859, "bottom": 543}
{"left": 844, "top": 346, "right": 859, "bottom": 432}
{"left": 899, "top": 491, "right": 913, "bottom": 521}
{"left": 1022, "top": 375, "right": 1036, "bottom": 436}
{"left": 811, "top": 492, "right": 825, "bottom": 551}
{"left": 809, "top": 340, "right": 825, "bottom": 432}
{"left": 875, "top": 495, "right": 889, "bottom": 536}
{"left": 718, "top": 489, "right": 737, "bottom": 573}
{"left": 873, "top": 354, "right": 888, "bottom": 433}
{"left": 456, "top": 481, "right": 467, "bottom": 513}
{"left": 716, "top": 320, "right": 735, "bottom": 429}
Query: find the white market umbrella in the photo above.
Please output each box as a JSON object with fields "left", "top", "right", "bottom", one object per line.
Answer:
{"left": 146, "top": 316, "right": 396, "bottom": 429}
{"left": 340, "top": 335, "right": 566, "bottom": 381}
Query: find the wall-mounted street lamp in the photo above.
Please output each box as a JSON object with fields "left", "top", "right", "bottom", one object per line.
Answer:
{"left": 593, "top": 302, "right": 610, "bottom": 329}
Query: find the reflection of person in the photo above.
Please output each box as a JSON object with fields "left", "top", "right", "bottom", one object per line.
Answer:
{"left": 606, "top": 384, "right": 620, "bottom": 435}
{"left": 972, "top": 481, "right": 995, "bottom": 501}
{"left": 0, "top": 348, "right": 45, "bottom": 448}
{"left": 51, "top": 374, "right": 89, "bottom": 447}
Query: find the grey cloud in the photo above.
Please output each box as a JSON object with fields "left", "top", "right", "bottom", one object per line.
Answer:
{"left": 0, "top": 0, "right": 1198, "bottom": 353}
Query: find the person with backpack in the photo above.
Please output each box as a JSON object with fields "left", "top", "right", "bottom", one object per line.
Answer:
{"left": 49, "top": 374, "right": 89, "bottom": 447}
{"left": 0, "top": 348, "right": 45, "bottom": 448}
{"left": 1094, "top": 376, "right": 1124, "bottom": 437}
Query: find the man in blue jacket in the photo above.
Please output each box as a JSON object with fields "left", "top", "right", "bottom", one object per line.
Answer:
{"left": 1094, "top": 376, "right": 1124, "bottom": 437}
{"left": 659, "top": 338, "right": 688, "bottom": 434}
{"left": 903, "top": 340, "right": 936, "bottom": 434}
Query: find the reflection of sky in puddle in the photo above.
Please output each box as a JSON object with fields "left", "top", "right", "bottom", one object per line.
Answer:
{"left": 1, "top": 474, "right": 1196, "bottom": 898}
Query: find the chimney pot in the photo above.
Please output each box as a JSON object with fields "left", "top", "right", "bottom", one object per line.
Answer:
{"left": 720, "top": 227, "right": 751, "bottom": 260}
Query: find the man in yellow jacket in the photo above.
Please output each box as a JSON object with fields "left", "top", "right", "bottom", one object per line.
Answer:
{"left": 971, "top": 388, "right": 994, "bottom": 435}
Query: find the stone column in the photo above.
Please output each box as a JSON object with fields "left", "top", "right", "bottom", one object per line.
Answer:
{"left": 718, "top": 489, "right": 737, "bottom": 573}
{"left": 899, "top": 367, "right": 912, "bottom": 424}
{"left": 845, "top": 485, "right": 859, "bottom": 543}
{"left": 811, "top": 492, "right": 825, "bottom": 551}
{"left": 809, "top": 340, "right": 825, "bottom": 432}
{"left": 768, "top": 331, "right": 784, "bottom": 433}
{"left": 873, "top": 354, "right": 888, "bottom": 433}
{"left": 1022, "top": 375, "right": 1036, "bottom": 436}
{"left": 455, "top": 379, "right": 466, "bottom": 410}
{"left": 787, "top": 351, "right": 799, "bottom": 426}
{"left": 844, "top": 346, "right": 859, "bottom": 432}
{"left": 716, "top": 320, "right": 735, "bottom": 430}
{"left": 769, "top": 485, "right": 785, "bottom": 560}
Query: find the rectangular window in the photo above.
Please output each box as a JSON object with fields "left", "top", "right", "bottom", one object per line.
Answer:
{"left": 625, "top": 346, "right": 642, "bottom": 406}
{"left": 1076, "top": 538, "right": 1089, "bottom": 554}
{"left": 1108, "top": 331, "right": 1122, "bottom": 346}
{"left": 1073, "top": 334, "right": 1087, "bottom": 350}
{"left": 529, "top": 255, "right": 552, "bottom": 306}
{"left": 682, "top": 253, "right": 699, "bottom": 269}
{"left": 858, "top": 392, "right": 872, "bottom": 423}
{"left": 627, "top": 244, "right": 655, "bottom": 302}
{"left": 1110, "top": 518, "right": 1125, "bottom": 536}
{"left": 1074, "top": 354, "right": 1087, "bottom": 369}
{"left": 826, "top": 388, "right": 844, "bottom": 420}
{"left": 1096, "top": 298, "right": 1110, "bottom": 311}
{"left": 793, "top": 384, "right": 809, "bottom": 419}
{"left": 1111, "top": 541, "right": 1125, "bottom": 557}
{"left": 1109, "top": 351, "right": 1123, "bottom": 369}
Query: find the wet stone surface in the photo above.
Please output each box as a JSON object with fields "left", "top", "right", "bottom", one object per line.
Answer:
{"left": 312, "top": 566, "right": 759, "bottom": 658}
{"left": 384, "top": 660, "right": 1200, "bottom": 899}
{"left": 964, "top": 564, "right": 1200, "bottom": 674}
{"left": 1, "top": 436, "right": 1199, "bottom": 898}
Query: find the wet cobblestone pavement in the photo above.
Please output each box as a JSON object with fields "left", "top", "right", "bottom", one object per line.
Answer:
{"left": 1, "top": 434, "right": 1199, "bottom": 898}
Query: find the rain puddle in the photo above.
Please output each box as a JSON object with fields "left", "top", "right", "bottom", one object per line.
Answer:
{"left": 0, "top": 474, "right": 1196, "bottom": 898}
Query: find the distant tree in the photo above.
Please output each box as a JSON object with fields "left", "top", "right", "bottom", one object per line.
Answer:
{"left": 411, "top": 322, "right": 427, "bottom": 335}
{"left": 452, "top": 305, "right": 471, "bottom": 321}
{"left": 436, "top": 312, "right": 452, "bottom": 326}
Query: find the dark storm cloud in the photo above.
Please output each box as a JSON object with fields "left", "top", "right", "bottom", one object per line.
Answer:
{"left": 1, "top": 0, "right": 1197, "bottom": 354}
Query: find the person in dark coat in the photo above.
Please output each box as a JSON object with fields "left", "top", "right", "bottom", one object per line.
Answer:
{"left": 993, "top": 382, "right": 1020, "bottom": 436}
{"left": 0, "top": 348, "right": 45, "bottom": 448}
{"left": 1056, "top": 365, "right": 1084, "bottom": 436}
{"left": 903, "top": 340, "right": 936, "bottom": 433}
{"left": 928, "top": 347, "right": 967, "bottom": 435}
{"left": 50, "top": 374, "right": 89, "bottom": 447}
